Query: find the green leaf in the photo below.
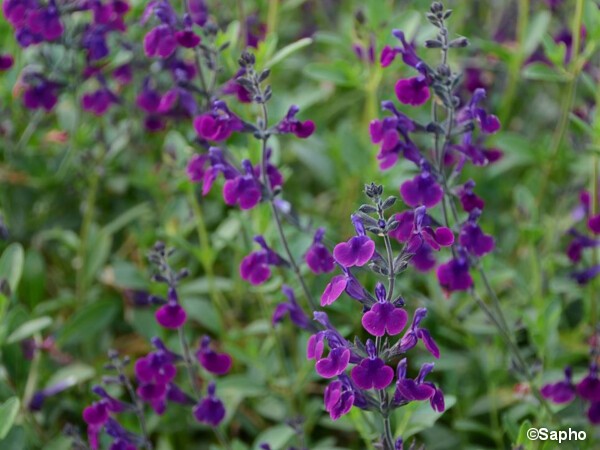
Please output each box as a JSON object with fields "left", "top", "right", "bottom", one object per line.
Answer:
{"left": 0, "top": 243, "right": 24, "bottom": 294}
{"left": 523, "top": 11, "right": 551, "bottom": 58}
{"left": 522, "top": 63, "right": 568, "bottom": 82}
{"left": 6, "top": 316, "right": 52, "bottom": 344}
{"left": 303, "top": 61, "right": 358, "bottom": 87}
{"left": 83, "top": 227, "right": 112, "bottom": 286}
{"left": 266, "top": 38, "right": 313, "bottom": 68}
{"left": 253, "top": 425, "right": 295, "bottom": 450}
{"left": 21, "top": 250, "right": 46, "bottom": 307}
{"left": 57, "top": 299, "right": 119, "bottom": 346}
{"left": 102, "top": 203, "right": 151, "bottom": 236}
{"left": 46, "top": 363, "right": 95, "bottom": 388}
{"left": 0, "top": 397, "right": 20, "bottom": 439}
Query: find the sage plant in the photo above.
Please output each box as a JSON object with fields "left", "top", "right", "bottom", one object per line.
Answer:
{"left": 372, "top": 1, "right": 555, "bottom": 413}
{"left": 77, "top": 242, "right": 233, "bottom": 449}
{"left": 311, "top": 183, "right": 450, "bottom": 450}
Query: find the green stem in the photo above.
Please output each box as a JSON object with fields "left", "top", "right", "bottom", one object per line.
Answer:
{"left": 267, "top": 0, "right": 279, "bottom": 35}
{"left": 498, "top": 0, "right": 529, "bottom": 124}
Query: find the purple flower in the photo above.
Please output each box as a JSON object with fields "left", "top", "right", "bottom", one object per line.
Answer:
{"left": 566, "top": 229, "right": 599, "bottom": 263}
{"left": 81, "top": 88, "right": 118, "bottom": 116}
{"left": 411, "top": 243, "right": 436, "bottom": 272}
{"left": 23, "top": 77, "right": 59, "bottom": 111}
{"left": 333, "top": 235, "right": 375, "bottom": 268}
{"left": 240, "top": 236, "right": 287, "bottom": 285}
{"left": 370, "top": 102, "right": 418, "bottom": 170}
{"left": 175, "top": 17, "right": 201, "bottom": 48}
{"left": 315, "top": 347, "right": 351, "bottom": 378}
{"left": 144, "top": 24, "right": 177, "bottom": 58}
{"left": 395, "top": 76, "right": 430, "bottom": 106}
{"left": 394, "top": 360, "right": 436, "bottom": 402}
{"left": 324, "top": 377, "right": 355, "bottom": 420}
{"left": 351, "top": 340, "right": 395, "bottom": 390}
{"left": 305, "top": 227, "right": 335, "bottom": 274}
{"left": 397, "top": 308, "right": 440, "bottom": 359}
{"left": 113, "top": 64, "right": 132, "bottom": 85}
{"left": 188, "top": 0, "right": 208, "bottom": 26}
{"left": 193, "top": 101, "right": 244, "bottom": 141}
{"left": 588, "top": 402, "right": 600, "bottom": 424}
{"left": 458, "top": 180, "right": 485, "bottom": 212}
{"left": 196, "top": 336, "right": 232, "bottom": 375}
{"left": 135, "top": 338, "right": 178, "bottom": 386}
{"left": 541, "top": 367, "right": 575, "bottom": 404}
{"left": 273, "top": 285, "right": 312, "bottom": 329}
{"left": 400, "top": 169, "right": 443, "bottom": 208}
{"left": 382, "top": 30, "right": 421, "bottom": 68}
{"left": 576, "top": 369, "right": 600, "bottom": 402}
{"left": 392, "top": 206, "right": 454, "bottom": 253}
{"left": 276, "top": 105, "right": 315, "bottom": 138}
{"left": 186, "top": 154, "right": 209, "bottom": 183}
{"left": 437, "top": 252, "right": 473, "bottom": 293}
{"left": 459, "top": 210, "right": 495, "bottom": 257}
{"left": 223, "top": 160, "right": 262, "bottom": 210}
{"left": 459, "top": 88, "right": 500, "bottom": 134}
{"left": 361, "top": 283, "right": 408, "bottom": 336}
{"left": 157, "top": 87, "right": 198, "bottom": 116}
{"left": 193, "top": 382, "right": 226, "bottom": 427}
{"left": 0, "top": 54, "right": 14, "bottom": 71}
{"left": 155, "top": 287, "right": 187, "bottom": 329}
{"left": 321, "top": 267, "right": 370, "bottom": 306}
{"left": 136, "top": 78, "right": 162, "bottom": 113}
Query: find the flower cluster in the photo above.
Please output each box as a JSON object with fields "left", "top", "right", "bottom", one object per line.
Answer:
{"left": 541, "top": 334, "right": 600, "bottom": 424}
{"left": 309, "top": 184, "right": 448, "bottom": 448}
{"left": 186, "top": 52, "right": 321, "bottom": 295}
{"left": 372, "top": 2, "right": 500, "bottom": 295}
{"left": 79, "top": 242, "right": 233, "bottom": 449}
{"left": 566, "top": 188, "right": 600, "bottom": 284}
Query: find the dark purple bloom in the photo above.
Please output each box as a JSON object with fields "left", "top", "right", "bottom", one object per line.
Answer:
{"left": 380, "top": 45, "right": 397, "bottom": 67}
{"left": 576, "top": 370, "right": 600, "bottom": 402}
{"left": 276, "top": 105, "right": 315, "bottom": 138}
{"left": 589, "top": 214, "right": 600, "bottom": 234}
{"left": 458, "top": 180, "right": 485, "bottom": 212}
{"left": 400, "top": 170, "right": 443, "bottom": 208}
{"left": 321, "top": 267, "right": 370, "bottom": 306}
{"left": 566, "top": 229, "right": 599, "bottom": 263}
{"left": 394, "top": 359, "right": 435, "bottom": 402}
{"left": 193, "top": 101, "right": 244, "bottom": 141}
{"left": 0, "top": 54, "right": 14, "bottom": 71}
{"left": 144, "top": 24, "right": 177, "bottom": 58}
{"left": 392, "top": 206, "right": 454, "bottom": 253}
{"left": 458, "top": 88, "right": 500, "bottom": 134}
{"left": 588, "top": 402, "right": 600, "bottom": 424}
{"left": 273, "top": 285, "right": 312, "bottom": 329}
{"left": 351, "top": 345, "right": 395, "bottom": 390}
{"left": 81, "top": 88, "right": 118, "bottom": 116}
{"left": 333, "top": 235, "right": 375, "bottom": 268}
{"left": 134, "top": 338, "right": 178, "bottom": 386}
{"left": 541, "top": 367, "right": 575, "bottom": 404}
{"left": 411, "top": 243, "right": 436, "bottom": 272}
{"left": 193, "top": 382, "right": 226, "bottom": 426}
{"left": 370, "top": 101, "right": 418, "bottom": 170}
{"left": 23, "top": 78, "right": 59, "bottom": 111}
{"left": 136, "top": 78, "right": 162, "bottom": 113}
{"left": 155, "top": 287, "right": 187, "bottom": 329}
{"left": 398, "top": 308, "right": 440, "bottom": 358}
{"left": 395, "top": 76, "right": 430, "bottom": 106}
{"left": 459, "top": 210, "right": 495, "bottom": 257}
{"left": 188, "top": 0, "right": 208, "bottom": 26}
{"left": 305, "top": 228, "right": 335, "bottom": 274}
{"left": 175, "top": 26, "right": 201, "bottom": 48}
{"left": 157, "top": 87, "right": 198, "bottom": 116}
{"left": 240, "top": 236, "right": 287, "bottom": 285}
{"left": 324, "top": 378, "right": 355, "bottom": 420}
{"left": 387, "top": 30, "right": 421, "bottom": 68}
{"left": 315, "top": 347, "right": 351, "bottom": 378}
{"left": 437, "top": 253, "right": 473, "bottom": 293}
{"left": 186, "top": 154, "right": 209, "bottom": 183}
{"left": 113, "top": 64, "right": 132, "bottom": 85}
{"left": 361, "top": 283, "right": 408, "bottom": 336}
{"left": 196, "top": 336, "right": 232, "bottom": 375}
{"left": 223, "top": 160, "right": 262, "bottom": 210}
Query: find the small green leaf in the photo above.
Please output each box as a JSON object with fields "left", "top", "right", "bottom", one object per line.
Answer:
{"left": 0, "top": 397, "right": 20, "bottom": 439}
{"left": 0, "top": 243, "right": 25, "bottom": 294}
{"left": 523, "top": 11, "right": 551, "bottom": 58}
{"left": 46, "top": 363, "right": 95, "bottom": 388}
{"left": 266, "top": 38, "right": 312, "bottom": 68}
{"left": 57, "top": 299, "right": 119, "bottom": 346}
{"left": 6, "top": 316, "right": 52, "bottom": 344}
{"left": 522, "top": 63, "right": 568, "bottom": 82}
